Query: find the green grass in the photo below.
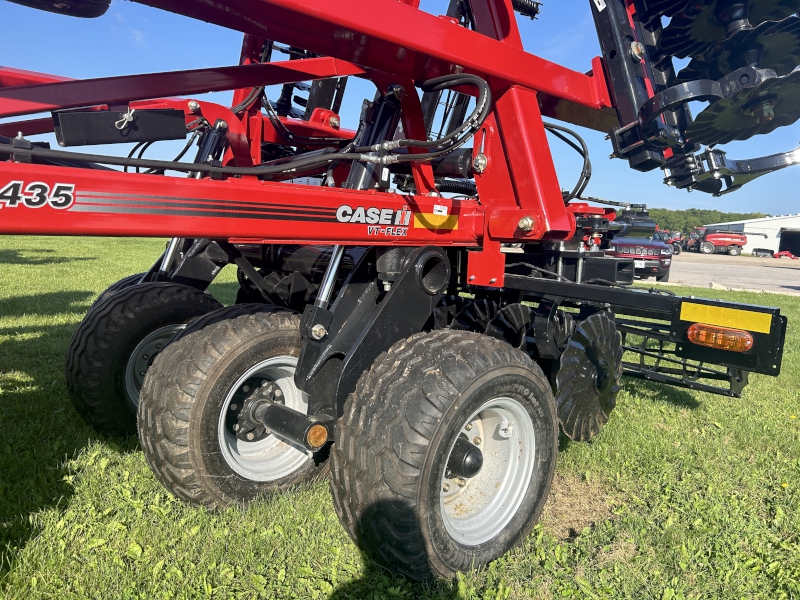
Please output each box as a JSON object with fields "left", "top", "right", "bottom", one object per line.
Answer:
{"left": 0, "top": 236, "right": 798, "bottom": 600}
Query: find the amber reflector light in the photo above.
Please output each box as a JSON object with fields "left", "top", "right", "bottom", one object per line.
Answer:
{"left": 306, "top": 424, "right": 329, "bottom": 449}
{"left": 687, "top": 323, "right": 754, "bottom": 353}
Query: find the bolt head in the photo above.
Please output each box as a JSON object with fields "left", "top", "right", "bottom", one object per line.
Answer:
{"left": 139, "top": 371, "right": 146, "bottom": 377}
{"left": 187, "top": 100, "right": 200, "bottom": 113}
{"left": 473, "top": 436, "right": 482, "bottom": 445}
{"left": 457, "top": 478, "right": 467, "bottom": 488}
{"left": 274, "top": 389, "right": 282, "bottom": 397}
{"left": 518, "top": 216, "right": 535, "bottom": 232}
{"left": 246, "top": 432, "right": 255, "bottom": 441}
{"left": 465, "top": 423, "right": 473, "bottom": 431}
{"left": 630, "top": 42, "right": 646, "bottom": 62}
{"left": 472, "top": 153, "right": 488, "bottom": 174}
{"left": 242, "top": 385, "right": 250, "bottom": 393}
{"left": 156, "top": 343, "right": 163, "bottom": 349}
{"left": 442, "top": 483, "right": 450, "bottom": 492}
{"left": 230, "top": 404, "right": 238, "bottom": 411}
{"left": 329, "top": 116, "right": 341, "bottom": 129}
{"left": 233, "top": 424, "right": 240, "bottom": 431}
{"left": 751, "top": 102, "right": 775, "bottom": 125}
{"left": 142, "top": 354, "right": 149, "bottom": 360}
{"left": 310, "top": 324, "right": 328, "bottom": 340}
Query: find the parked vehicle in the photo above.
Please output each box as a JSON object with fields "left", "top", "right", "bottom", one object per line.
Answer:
{"left": 684, "top": 227, "right": 748, "bottom": 256}
{"left": 661, "top": 230, "right": 684, "bottom": 255}
{"left": 607, "top": 231, "right": 672, "bottom": 282}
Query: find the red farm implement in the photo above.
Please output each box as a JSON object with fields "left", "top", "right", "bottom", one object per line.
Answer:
{"left": 0, "top": 0, "right": 795, "bottom": 579}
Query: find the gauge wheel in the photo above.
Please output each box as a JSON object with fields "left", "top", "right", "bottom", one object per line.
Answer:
{"left": 330, "top": 330, "right": 558, "bottom": 580}
{"left": 138, "top": 305, "right": 329, "bottom": 508}
{"left": 700, "top": 242, "right": 716, "bottom": 254}
{"left": 65, "top": 283, "right": 221, "bottom": 436}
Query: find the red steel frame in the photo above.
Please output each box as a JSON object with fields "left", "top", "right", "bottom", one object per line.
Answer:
{"left": 0, "top": 0, "right": 617, "bottom": 287}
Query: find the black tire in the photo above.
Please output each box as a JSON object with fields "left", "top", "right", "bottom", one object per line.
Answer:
{"left": 89, "top": 272, "right": 146, "bottom": 309}
{"left": 138, "top": 306, "right": 329, "bottom": 509}
{"left": 656, "top": 271, "right": 670, "bottom": 282}
{"left": 728, "top": 246, "right": 742, "bottom": 256}
{"left": 671, "top": 244, "right": 682, "bottom": 255}
{"left": 65, "top": 283, "right": 222, "bottom": 436}
{"left": 700, "top": 242, "right": 716, "bottom": 255}
{"left": 330, "top": 331, "right": 558, "bottom": 580}
{"left": 7, "top": 0, "right": 110, "bottom": 18}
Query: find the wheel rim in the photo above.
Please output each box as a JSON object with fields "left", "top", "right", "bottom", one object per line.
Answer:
{"left": 440, "top": 397, "right": 536, "bottom": 546}
{"left": 125, "top": 324, "right": 185, "bottom": 407}
{"left": 217, "top": 356, "right": 310, "bottom": 482}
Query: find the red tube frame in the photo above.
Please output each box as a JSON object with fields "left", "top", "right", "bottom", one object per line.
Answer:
{"left": 0, "top": 0, "right": 618, "bottom": 287}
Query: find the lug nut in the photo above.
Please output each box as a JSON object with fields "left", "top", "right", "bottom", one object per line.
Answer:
{"left": 457, "top": 478, "right": 467, "bottom": 488}
{"left": 465, "top": 423, "right": 473, "bottom": 431}
{"left": 473, "top": 436, "right": 482, "bottom": 445}
{"left": 311, "top": 324, "right": 328, "bottom": 340}
{"left": 246, "top": 432, "right": 255, "bottom": 441}
{"left": 442, "top": 483, "right": 450, "bottom": 492}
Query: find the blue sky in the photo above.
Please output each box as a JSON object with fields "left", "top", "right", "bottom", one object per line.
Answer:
{"left": 2, "top": 0, "right": 798, "bottom": 215}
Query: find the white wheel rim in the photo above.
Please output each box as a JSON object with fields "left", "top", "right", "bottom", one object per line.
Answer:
{"left": 440, "top": 396, "right": 537, "bottom": 546}
{"left": 217, "top": 356, "right": 310, "bottom": 482}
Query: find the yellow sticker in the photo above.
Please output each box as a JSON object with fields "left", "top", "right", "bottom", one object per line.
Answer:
{"left": 413, "top": 213, "right": 459, "bottom": 231}
{"left": 680, "top": 303, "right": 772, "bottom": 334}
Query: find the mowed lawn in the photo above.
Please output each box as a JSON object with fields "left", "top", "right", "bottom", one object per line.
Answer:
{"left": 0, "top": 236, "right": 798, "bottom": 600}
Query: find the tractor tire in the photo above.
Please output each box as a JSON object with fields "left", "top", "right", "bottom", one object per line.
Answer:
{"left": 89, "top": 272, "right": 146, "bottom": 309}
{"left": 728, "top": 246, "right": 742, "bottom": 256}
{"left": 65, "top": 283, "right": 222, "bottom": 436}
{"left": 138, "top": 306, "right": 329, "bottom": 509}
{"left": 330, "top": 330, "right": 558, "bottom": 580}
{"left": 656, "top": 272, "right": 670, "bottom": 282}
{"left": 700, "top": 242, "right": 716, "bottom": 254}
{"left": 671, "top": 244, "right": 682, "bottom": 255}
{"left": 7, "top": 0, "right": 110, "bottom": 18}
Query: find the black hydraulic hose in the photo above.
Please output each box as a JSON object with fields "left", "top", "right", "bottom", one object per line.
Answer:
{"left": 354, "top": 74, "right": 491, "bottom": 155}
{"left": 543, "top": 121, "right": 592, "bottom": 203}
{"left": 511, "top": 0, "right": 541, "bottom": 19}
{"left": 0, "top": 143, "right": 373, "bottom": 177}
{"left": 436, "top": 179, "right": 477, "bottom": 196}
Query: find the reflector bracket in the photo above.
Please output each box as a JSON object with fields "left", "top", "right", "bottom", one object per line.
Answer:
{"left": 680, "top": 302, "right": 772, "bottom": 334}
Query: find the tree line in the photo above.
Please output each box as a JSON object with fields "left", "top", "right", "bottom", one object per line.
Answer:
{"left": 647, "top": 208, "right": 769, "bottom": 234}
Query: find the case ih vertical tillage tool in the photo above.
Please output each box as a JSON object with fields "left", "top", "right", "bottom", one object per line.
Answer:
{"left": 0, "top": 0, "right": 796, "bottom": 579}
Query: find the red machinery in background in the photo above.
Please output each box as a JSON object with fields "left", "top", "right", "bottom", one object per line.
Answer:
{"left": 0, "top": 0, "right": 794, "bottom": 580}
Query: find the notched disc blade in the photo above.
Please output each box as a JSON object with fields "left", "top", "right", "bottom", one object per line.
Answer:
{"left": 449, "top": 299, "right": 500, "bottom": 333}
{"left": 485, "top": 304, "right": 534, "bottom": 351}
{"left": 676, "top": 17, "right": 800, "bottom": 82}
{"left": 686, "top": 70, "right": 800, "bottom": 145}
{"left": 555, "top": 312, "right": 624, "bottom": 442}
{"left": 662, "top": 0, "right": 800, "bottom": 58}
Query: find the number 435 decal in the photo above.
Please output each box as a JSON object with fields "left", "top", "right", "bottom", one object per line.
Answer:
{"left": 0, "top": 181, "right": 75, "bottom": 209}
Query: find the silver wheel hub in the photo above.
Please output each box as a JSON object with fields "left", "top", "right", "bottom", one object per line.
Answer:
{"left": 125, "top": 324, "right": 185, "bottom": 407}
{"left": 440, "top": 396, "right": 536, "bottom": 546}
{"left": 217, "top": 356, "right": 310, "bottom": 482}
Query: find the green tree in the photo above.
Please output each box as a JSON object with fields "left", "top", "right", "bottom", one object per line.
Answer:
{"left": 647, "top": 208, "right": 769, "bottom": 233}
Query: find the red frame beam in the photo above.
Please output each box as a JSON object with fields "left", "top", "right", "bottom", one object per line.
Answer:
{"left": 0, "top": 58, "right": 365, "bottom": 119}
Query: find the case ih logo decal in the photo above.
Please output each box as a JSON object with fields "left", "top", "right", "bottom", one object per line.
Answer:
{"left": 0, "top": 181, "right": 75, "bottom": 209}
{"left": 336, "top": 204, "right": 412, "bottom": 237}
